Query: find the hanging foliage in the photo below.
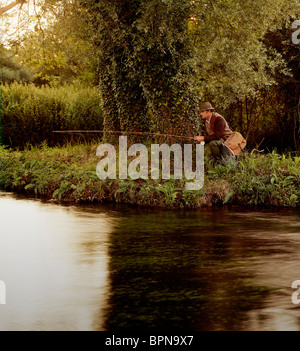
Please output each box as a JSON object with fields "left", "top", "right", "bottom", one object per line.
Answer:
{"left": 81, "top": 0, "right": 200, "bottom": 139}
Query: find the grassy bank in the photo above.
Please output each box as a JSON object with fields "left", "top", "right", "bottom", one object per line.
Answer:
{"left": 0, "top": 143, "right": 299, "bottom": 208}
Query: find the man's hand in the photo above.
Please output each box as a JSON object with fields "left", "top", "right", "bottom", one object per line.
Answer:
{"left": 194, "top": 136, "right": 205, "bottom": 142}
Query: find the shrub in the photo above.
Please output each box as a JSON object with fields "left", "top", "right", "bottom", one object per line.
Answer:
{"left": 1, "top": 83, "right": 103, "bottom": 148}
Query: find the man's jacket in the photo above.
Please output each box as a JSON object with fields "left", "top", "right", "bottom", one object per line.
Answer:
{"left": 204, "top": 113, "right": 232, "bottom": 141}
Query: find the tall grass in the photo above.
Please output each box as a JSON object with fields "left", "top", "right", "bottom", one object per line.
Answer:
{"left": 1, "top": 83, "right": 103, "bottom": 148}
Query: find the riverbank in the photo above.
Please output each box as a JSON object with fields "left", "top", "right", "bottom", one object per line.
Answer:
{"left": 0, "top": 143, "right": 299, "bottom": 208}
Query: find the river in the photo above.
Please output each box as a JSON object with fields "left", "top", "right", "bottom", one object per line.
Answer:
{"left": 0, "top": 191, "right": 299, "bottom": 331}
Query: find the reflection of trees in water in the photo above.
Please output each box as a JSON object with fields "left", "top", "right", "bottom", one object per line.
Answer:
{"left": 102, "top": 208, "right": 272, "bottom": 331}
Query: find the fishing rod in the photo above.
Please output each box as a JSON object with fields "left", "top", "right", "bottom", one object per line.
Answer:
{"left": 53, "top": 130, "right": 197, "bottom": 141}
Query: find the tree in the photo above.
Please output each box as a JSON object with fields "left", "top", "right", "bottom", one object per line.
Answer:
{"left": 81, "top": 0, "right": 300, "bottom": 143}
{"left": 187, "top": 0, "right": 300, "bottom": 150}
{"left": 81, "top": 0, "right": 199, "bottom": 138}
{"left": 18, "top": 1, "right": 98, "bottom": 85}
{"left": 0, "top": 0, "right": 26, "bottom": 16}
{"left": 262, "top": 23, "right": 300, "bottom": 151}
{"left": 2, "top": 0, "right": 300, "bottom": 151}
{"left": 191, "top": 0, "right": 300, "bottom": 106}
{"left": 0, "top": 45, "right": 32, "bottom": 82}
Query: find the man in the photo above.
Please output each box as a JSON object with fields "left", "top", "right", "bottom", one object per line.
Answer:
{"left": 194, "top": 102, "right": 234, "bottom": 165}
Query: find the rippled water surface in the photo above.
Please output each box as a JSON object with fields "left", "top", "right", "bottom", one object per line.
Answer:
{"left": 0, "top": 192, "right": 299, "bottom": 331}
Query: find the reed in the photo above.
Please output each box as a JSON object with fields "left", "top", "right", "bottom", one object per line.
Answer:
{"left": 0, "top": 83, "right": 103, "bottom": 148}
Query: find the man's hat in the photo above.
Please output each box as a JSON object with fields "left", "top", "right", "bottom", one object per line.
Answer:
{"left": 200, "top": 102, "right": 215, "bottom": 112}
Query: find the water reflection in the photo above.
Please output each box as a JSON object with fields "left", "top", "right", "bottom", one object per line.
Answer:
{"left": 0, "top": 192, "right": 299, "bottom": 331}
{"left": 104, "top": 207, "right": 300, "bottom": 331}
{"left": 0, "top": 193, "right": 112, "bottom": 331}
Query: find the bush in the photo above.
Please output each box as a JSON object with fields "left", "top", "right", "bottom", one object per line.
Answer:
{"left": 1, "top": 83, "right": 103, "bottom": 148}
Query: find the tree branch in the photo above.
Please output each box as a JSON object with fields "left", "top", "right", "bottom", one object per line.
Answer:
{"left": 0, "top": 0, "right": 26, "bottom": 16}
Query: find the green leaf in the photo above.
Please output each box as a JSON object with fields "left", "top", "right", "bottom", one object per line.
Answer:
{"left": 290, "top": 194, "right": 298, "bottom": 202}
{"left": 224, "top": 190, "right": 235, "bottom": 204}
{"left": 24, "top": 184, "right": 35, "bottom": 190}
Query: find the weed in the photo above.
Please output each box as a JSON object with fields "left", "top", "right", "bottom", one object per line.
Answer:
{"left": 0, "top": 145, "right": 299, "bottom": 208}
